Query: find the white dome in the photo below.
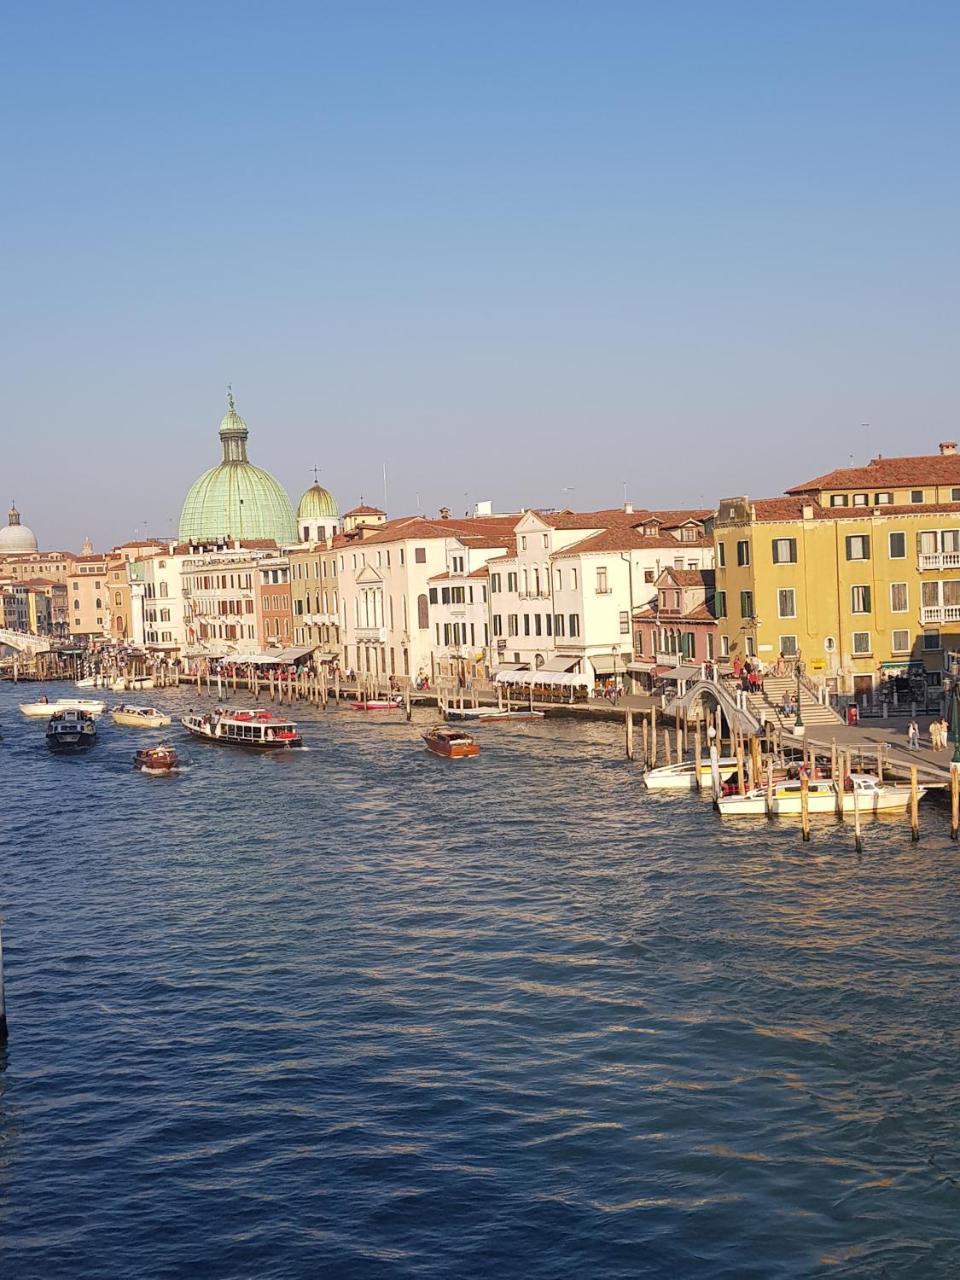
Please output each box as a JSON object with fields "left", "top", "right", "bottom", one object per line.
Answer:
{"left": 0, "top": 504, "right": 38, "bottom": 553}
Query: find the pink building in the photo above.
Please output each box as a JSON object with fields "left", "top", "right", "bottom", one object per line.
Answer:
{"left": 632, "top": 568, "right": 717, "bottom": 685}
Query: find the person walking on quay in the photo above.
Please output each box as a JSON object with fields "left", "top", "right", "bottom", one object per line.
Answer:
{"left": 930, "top": 718, "right": 944, "bottom": 750}
{"left": 940, "top": 715, "right": 950, "bottom": 750}
{"left": 907, "top": 719, "right": 920, "bottom": 750}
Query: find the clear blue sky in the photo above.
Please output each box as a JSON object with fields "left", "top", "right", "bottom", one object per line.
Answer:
{"left": 2, "top": 2, "right": 958, "bottom": 549}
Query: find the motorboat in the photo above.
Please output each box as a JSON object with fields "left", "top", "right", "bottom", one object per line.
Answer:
{"left": 112, "top": 675, "right": 155, "bottom": 691}
{"left": 20, "top": 697, "right": 107, "bottom": 719}
{"left": 111, "top": 705, "right": 172, "bottom": 728}
{"left": 134, "top": 745, "right": 179, "bottom": 773}
{"left": 716, "top": 773, "right": 923, "bottom": 818}
{"left": 422, "top": 726, "right": 480, "bottom": 759}
{"left": 643, "top": 756, "right": 739, "bottom": 791}
{"left": 76, "top": 675, "right": 108, "bottom": 688}
{"left": 350, "top": 696, "right": 404, "bottom": 711}
{"left": 443, "top": 707, "right": 545, "bottom": 723}
{"left": 181, "top": 707, "right": 303, "bottom": 749}
{"left": 46, "top": 709, "right": 97, "bottom": 752}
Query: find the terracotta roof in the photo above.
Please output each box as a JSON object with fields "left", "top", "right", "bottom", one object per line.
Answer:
{"left": 353, "top": 514, "right": 519, "bottom": 548}
{"left": 662, "top": 568, "right": 714, "bottom": 588}
{"left": 428, "top": 571, "right": 450, "bottom": 582}
{"left": 18, "top": 577, "right": 58, "bottom": 587}
{"left": 634, "top": 601, "right": 716, "bottom": 623}
{"left": 787, "top": 453, "right": 960, "bottom": 494}
{"left": 344, "top": 504, "right": 386, "bottom": 516}
{"left": 552, "top": 527, "right": 712, "bottom": 558}
{"left": 468, "top": 566, "right": 490, "bottom": 578}
{"left": 643, "top": 508, "right": 712, "bottom": 527}
{"left": 720, "top": 496, "right": 960, "bottom": 524}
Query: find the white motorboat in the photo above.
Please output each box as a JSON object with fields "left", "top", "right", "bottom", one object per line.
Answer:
{"left": 717, "top": 773, "right": 923, "bottom": 818}
{"left": 76, "top": 675, "right": 108, "bottom": 688}
{"left": 111, "top": 705, "right": 172, "bottom": 728}
{"left": 643, "top": 756, "right": 739, "bottom": 791}
{"left": 112, "top": 675, "right": 155, "bottom": 691}
{"left": 181, "top": 708, "right": 303, "bottom": 749}
{"left": 444, "top": 707, "right": 545, "bottom": 723}
{"left": 46, "top": 709, "right": 97, "bottom": 751}
{"left": 20, "top": 697, "right": 107, "bottom": 719}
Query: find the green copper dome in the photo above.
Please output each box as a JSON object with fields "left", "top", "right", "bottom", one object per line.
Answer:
{"left": 178, "top": 396, "right": 297, "bottom": 545}
{"left": 297, "top": 483, "right": 340, "bottom": 520}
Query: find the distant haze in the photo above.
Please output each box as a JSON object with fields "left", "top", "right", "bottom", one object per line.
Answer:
{"left": 3, "top": 3, "right": 958, "bottom": 550}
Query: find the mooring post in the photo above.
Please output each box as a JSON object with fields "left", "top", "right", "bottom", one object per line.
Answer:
{"left": 910, "top": 766, "right": 920, "bottom": 842}
{"left": 642, "top": 715, "right": 650, "bottom": 767}
{"left": 951, "top": 764, "right": 959, "bottom": 841}
{"left": 625, "top": 708, "right": 634, "bottom": 760}
{"left": 853, "top": 773, "right": 863, "bottom": 854}
{"left": 800, "top": 772, "right": 811, "bottom": 842}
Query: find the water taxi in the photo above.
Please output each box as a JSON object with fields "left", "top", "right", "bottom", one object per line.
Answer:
{"left": 181, "top": 707, "right": 303, "bottom": 749}
{"left": 134, "top": 745, "right": 179, "bottom": 773}
{"left": 716, "top": 773, "right": 922, "bottom": 818}
{"left": 46, "top": 709, "right": 97, "bottom": 752}
{"left": 112, "top": 675, "right": 155, "bottom": 691}
{"left": 350, "top": 696, "right": 404, "bottom": 711}
{"left": 20, "top": 697, "right": 107, "bottom": 719}
{"left": 111, "top": 705, "right": 172, "bottom": 728}
{"left": 422, "top": 726, "right": 480, "bottom": 758}
{"left": 643, "top": 756, "right": 739, "bottom": 791}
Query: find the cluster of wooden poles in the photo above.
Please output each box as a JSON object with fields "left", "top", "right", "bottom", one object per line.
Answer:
{"left": 190, "top": 665, "right": 416, "bottom": 721}
{"left": 623, "top": 704, "right": 944, "bottom": 853}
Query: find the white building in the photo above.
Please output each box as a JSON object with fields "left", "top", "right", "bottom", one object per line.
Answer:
{"left": 139, "top": 544, "right": 191, "bottom": 656}
{"left": 180, "top": 541, "right": 278, "bottom": 658}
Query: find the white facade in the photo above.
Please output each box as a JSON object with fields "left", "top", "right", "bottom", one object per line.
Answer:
{"left": 141, "top": 547, "right": 190, "bottom": 655}
{"left": 180, "top": 546, "right": 273, "bottom": 656}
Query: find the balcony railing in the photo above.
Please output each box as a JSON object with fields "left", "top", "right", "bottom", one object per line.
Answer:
{"left": 355, "top": 625, "right": 387, "bottom": 642}
{"left": 919, "top": 552, "right": 960, "bottom": 570}
{"left": 920, "top": 604, "right": 960, "bottom": 624}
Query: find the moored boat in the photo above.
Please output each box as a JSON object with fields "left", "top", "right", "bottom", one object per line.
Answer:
{"left": 716, "top": 773, "right": 923, "bottom": 818}
{"left": 112, "top": 675, "right": 155, "bottom": 691}
{"left": 181, "top": 707, "right": 303, "bottom": 749}
{"left": 350, "top": 696, "right": 404, "bottom": 711}
{"left": 443, "top": 707, "right": 545, "bottom": 723}
{"left": 134, "top": 745, "right": 179, "bottom": 773}
{"left": 422, "top": 726, "right": 480, "bottom": 758}
{"left": 20, "top": 697, "right": 107, "bottom": 719}
{"left": 643, "top": 756, "right": 739, "bottom": 791}
{"left": 46, "top": 709, "right": 97, "bottom": 752}
{"left": 111, "top": 705, "right": 172, "bottom": 728}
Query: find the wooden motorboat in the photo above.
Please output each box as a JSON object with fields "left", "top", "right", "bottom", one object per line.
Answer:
{"left": 643, "top": 756, "right": 739, "bottom": 791}
{"left": 111, "top": 705, "right": 172, "bottom": 728}
{"left": 716, "top": 773, "right": 923, "bottom": 818}
{"left": 46, "top": 709, "right": 97, "bottom": 752}
{"left": 422, "top": 726, "right": 480, "bottom": 758}
{"left": 135, "top": 745, "right": 179, "bottom": 773}
{"left": 350, "top": 696, "right": 404, "bottom": 711}
{"left": 181, "top": 707, "right": 303, "bottom": 749}
{"left": 21, "top": 697, "right": 107, "bottom": 719}
{"left": 112, "top": 675, "right": 155, "bottom": 691}
{"left": 443, "top": 707, "right": 545, "bottom": 723}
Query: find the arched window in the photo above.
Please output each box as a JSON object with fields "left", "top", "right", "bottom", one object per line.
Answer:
{"left": 95, "top": 597, "right": 102, "bottom": 609}
{"left": 417, "top": 594, "right": 429, "bottom": 629}
{"left": 115, "top": 592, "right": 122, "bottom": 606}
{"left": 159, "top": 582, "right": 168, "bottom": 598}
{"left": 116, "top": 616, "right": 124, "bottom": 631}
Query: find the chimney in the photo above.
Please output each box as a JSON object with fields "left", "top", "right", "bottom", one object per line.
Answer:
{"left": 940, "top": 441, "right": 957, "bottom": 456}
{"left": 623, "top": 501, "right": 634, "bottom": 514}
{"left": 801, "top": 503, "right": 814, "bottom": 520}
{"left": 439, "top": 506, "right": 450, "bottom": 520}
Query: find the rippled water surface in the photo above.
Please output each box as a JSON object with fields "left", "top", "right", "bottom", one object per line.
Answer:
{"left": 2, "top": 682, "right": 960, "bottom": 1278}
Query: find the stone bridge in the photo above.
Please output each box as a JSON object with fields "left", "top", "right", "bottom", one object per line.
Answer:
{"left": 0, "top": 628, "right": 52, "bottom": 655}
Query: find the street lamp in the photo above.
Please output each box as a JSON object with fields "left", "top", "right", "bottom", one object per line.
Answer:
{"left": 795, "top": 652, "right": 804, "bottom": 730}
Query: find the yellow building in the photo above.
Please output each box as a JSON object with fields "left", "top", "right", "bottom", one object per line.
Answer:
{"left": 67, "top": 553, "right": 109, "bottom": 640}
{"left": 714, "top": 445, "right": 960, "bottom": 698}
{"left": 287, "top": 541, "right": 341, "bottom": 657}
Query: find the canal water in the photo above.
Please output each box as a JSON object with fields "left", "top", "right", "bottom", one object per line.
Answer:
{"left": 1, "top": 682, "right": 959, "bottom": 1278}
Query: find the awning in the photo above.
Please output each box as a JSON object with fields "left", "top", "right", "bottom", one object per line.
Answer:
{"left": 590, "top": 654, "right": 622, "bottom": 675}
{"left": 494, "top": 662, "right": 529, "bottom": 674}
{"left": 496, "top": 669, "right": 591, "bottom": 688}
{"left": 241, "top": 645, "right": 316, "bottom": 666}
{"left": 658, "top": 663, "right": 702, "bottom": 682}
{"left": 539, "top": 655, "right": 580, "bottom": 673}
{"left": 880, "top": 660, "right": 924, "bottom": 671}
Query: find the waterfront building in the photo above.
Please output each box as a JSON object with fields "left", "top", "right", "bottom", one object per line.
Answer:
{"left": 342, "top": 504, "right": 386, "bottom": 535}
{"left": 0, "top": 548, "right": 75, "bottom": 585}
{"left": 140, "top": 544, "right": 191, "bottom": 656}
{"left": 0, "top": 503, "right": 38, "bottom": 554}
{"left": 713, "top": 444, "right": 960, "bottom": 696}
{"left": 427, "top": 530, "right": 515, "bottom": 679}
{"left": 1, "top": 581, "right": 53, "bottom": 634}
{"left": 180, "top": 539, "right": 279, "bottom": 657}
{"left": 179, "top": 394, "right": 297, "bottom": 546}
{"left": 288, "top": 541, "right": 341, "bottom": 657}
{"left": 67, "top": 551, "right": 110, "bottom": 641}
{"left": 256, "top": 552, "right": 294, "bottom": 647}
{"left": 631, "top": 568, "right": 717, "bottom": 685}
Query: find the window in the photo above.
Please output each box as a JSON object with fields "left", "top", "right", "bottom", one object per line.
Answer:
{"left": 739, "top": 591, "right": 754, "bottom": 619}
{"left": 890, "top": 583, "right": 908, "bottom": 612}
{"left": 569, "top": 613, "right": 580, "bottom": 637}
{"left": 852, "top": 631, "right": 871, "bottom": 654}
{"left": 507, "top": 572, "right": 518, "bottom": 592}
{"left": 428, "top": 587, "right": 438, "bottom": 604}
{"left": 875, "top": 491, "right": 892, "bottom": 505}
{"left": 714, "top": 590, "right": 726, "bottom": 618}
{"left": 533, "top": 614, "right": 542, "bottom": 636}
{"left": 159, "top": 581, "right": 168, "bottom": 598}
{"left": 720, "top": 634, "right": 730, "bottom": 657}
{"left": 114, "top": 591, "right": 122, "bottom": 605}
{"left": 892, "top": 629, "right": 910, "bottom": 653}
{"left": 571, "top": 568, "right": 578, "bottom": 590}
{"left": 619, "top": 611, "right": 629, "bottom": 634}
{"left": 736, "top": 540, "right": 750, "bottom": 566}
{"left": 745, "top": 636, "right": 756, "bottom": 657}
{"left": 779, "top": 635, "right": 798, "bottom": 657}
{"left": 772, "top": 537, "right": 797, "bottom": 564}
{"left": 542, "top": 534, "right": 549, "bottom": 548}
{"left": 851, "top": 585, "right": 871, "bottom": 614}
{"left": 596, "top": 566, "right": 609, "bottom": 593}
{"left": 922, "top": 581, "right": 940, "bottom": 609}
{"left": 523, "top": 615, "right": 530, "bottom": 636}
{"left": 545, "top": 614, "right": 552, "bottom": 636}
{"left": 777, "top": 588, "right": 796, "bottom": 618}
{"left": 717, "top": 542, "right": 725, "bottom": 567}
{"left": 911, "top": 490, "right": 924, "bottom": 504}
{"left": 829, "top": 494, "right": 849, "bottom": 507}
{"left": 160, "top": 608, "right": 170, "bottom": 622}
{"left": 452, "top": 555, "right": 464, "bottom": 573}
{"left": 853, "top": 493, "right": 869, "bottom": 506}
{"left": 414, "top": 547, "right": 426, "bottom": 564}
{"left": 491, "top": 573, "right": 501, "bottom": 593}
{"left": 634, "top": 629, "right": 643, "bottom": 655}
{"left": 845, "top": 535, "right": 870, "bottom": 561}
{"left": 888, "top": 532, "right": 906, "bottom": 558}
{"left": 520, "top": 536, "right": 527, "bottom": 550}
{"left": 417, "top": 594, "right": 429, "bottom": 628}
{"left": 554, "top": 569, "right": 562, "bottom": 590}
{"left": 508, "top": 614, "right": 519, "bottom": 636}
{"left": 923, "top": 630, "right": 941, "bottom": 650}
{"left": 681, "top": 526, "right": 697, "bottom": 543}
{"left": 952, "top": 489, "right": 960, "bottom": 502}
{"left": 554, "top": 614, "right": 565, "bottom": 637}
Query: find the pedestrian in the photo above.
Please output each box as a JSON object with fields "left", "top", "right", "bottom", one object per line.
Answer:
{"left": 940, "top": 716, "right": 950, "bottom": 750}
{"left": 930, "top": 719, "right": 942, "bottom": 750}
{"left": 907, "top": 719, "right": 920, "bottom": 751}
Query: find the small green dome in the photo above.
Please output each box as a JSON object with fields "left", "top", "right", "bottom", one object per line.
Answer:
{"left": 178, "top": 396, "right": 296, "bottom": 545}
{"left": 297, "top": 483, "right": 340, "bottom": 520}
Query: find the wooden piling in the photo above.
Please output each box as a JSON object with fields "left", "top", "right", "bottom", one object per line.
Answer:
{"left": 651, "top": 707, "right": 658, "bottom": 767}
{"left": 694, "top": 726, "right": 702, "bottom": 790}
{"left": 800, "top": 773, "right": 811, "bottom": 842}
{"left": 910, "top": 766, "right": 920, "bottom": 842}
{"left": 625, "top": 708, "right": 634, "bottom": 760}
{"left": 405, "top": 684, "right": 412, "bottom": 722}
{"left": 735, "top": 732, "right": 746, "bottom": 795}
{"left": 852, "top": 771, "right": 863, "bottom": 853}
{"left": 876, "top": 747, "right": 883, "bottom": 784}
{"left": 642, "top": 717, "right": 650, "bottom": 767}
{"left": 951, "top": 765, "right": 959, "bottom": 841}
{"left": 749, "top": 736, "right": 761, "bottom": 791}
{"left": 832, "top": 741, "right": 843, "bottom": 819}
{"left": 675, "top": 723, "right": 682, "bottom": 764}
{"left": 663, "top": 728, "right": 672, "bottom": 766}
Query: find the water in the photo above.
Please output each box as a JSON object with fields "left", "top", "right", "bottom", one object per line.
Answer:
{"left": 2, "top": 682, "right": 960, "bottom": 1278}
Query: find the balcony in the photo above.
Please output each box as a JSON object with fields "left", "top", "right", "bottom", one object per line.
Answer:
{"left": 355, "top": 625, "right": 387, "bottom": 642}
{"left": 920, "top": 605, "right": 960, "bottom": 624}
{"left": 919, "top": 552, "right": 960, "bottom": 571}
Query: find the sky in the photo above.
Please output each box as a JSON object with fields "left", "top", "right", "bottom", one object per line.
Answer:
{"left": 2, "top": 1, "right": 958, "bottom": 550}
